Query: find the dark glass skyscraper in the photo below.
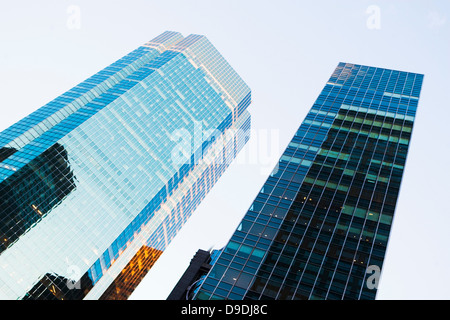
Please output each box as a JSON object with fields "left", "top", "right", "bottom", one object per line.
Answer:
{"left": 194, "top": 62, "right": 423, "bottom": 300}
{"left": 0, "top": 31, "right": 251, "bottom": 299}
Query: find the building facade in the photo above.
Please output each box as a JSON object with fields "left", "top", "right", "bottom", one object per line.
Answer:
{"left": 167, "top": 249, "right": 222, "bottom": 300}
{"left": 0, "top": 31, "right": 251, "bottom": 300}
{"left": 194, "top": 62, "right": 423, "bottom": 300}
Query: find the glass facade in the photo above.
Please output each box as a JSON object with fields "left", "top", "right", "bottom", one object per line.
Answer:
{"left": 194, "top": 62, "right": 423, "bottom": 300}
{"left": 0, "top": 31, "right": 251, "bottom": 300}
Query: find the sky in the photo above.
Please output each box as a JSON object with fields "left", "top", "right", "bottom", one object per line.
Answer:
{"left": 0, "top": 0, "right": 449, "bottom": 300}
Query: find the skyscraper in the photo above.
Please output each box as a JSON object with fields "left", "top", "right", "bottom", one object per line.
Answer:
{"left": 0, "top": 31, "right": 251, "bottom": 300}
{"left": 194, "top": 62, "right": 423, "bottom": 300}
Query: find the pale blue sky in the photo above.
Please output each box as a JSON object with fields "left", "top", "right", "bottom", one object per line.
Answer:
{"left": 0, "top": 0, "right": 449, "bottom": 300}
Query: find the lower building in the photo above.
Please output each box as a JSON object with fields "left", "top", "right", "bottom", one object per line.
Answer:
{"left": 167, "top": 249, "right": 215, "bottom": 300}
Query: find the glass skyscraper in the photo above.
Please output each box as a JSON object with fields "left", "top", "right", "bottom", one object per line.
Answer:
{"left": 194, "top": 62, "right": 423, "bottom": 300}
{"left": 0, "top": 31, "right": 251, "bottom": 300}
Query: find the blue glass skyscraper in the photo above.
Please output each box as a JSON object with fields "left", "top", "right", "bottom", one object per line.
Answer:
{"left": 194, "top": 62, "right": 423, "bottom": 300}
{"left": 0, "top": 31, "right": 251, "bottom": 300}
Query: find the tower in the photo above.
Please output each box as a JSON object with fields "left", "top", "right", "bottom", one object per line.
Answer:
{"left": 194, "top": 62, "right": 423, "bottom": 300}
{"left": 0, "top": 31, "right": 251, "bottom": 300}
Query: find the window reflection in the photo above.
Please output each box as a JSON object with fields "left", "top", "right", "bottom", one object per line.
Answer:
{"left": 0, "top": 143, "right": 76, "bottom": 252}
